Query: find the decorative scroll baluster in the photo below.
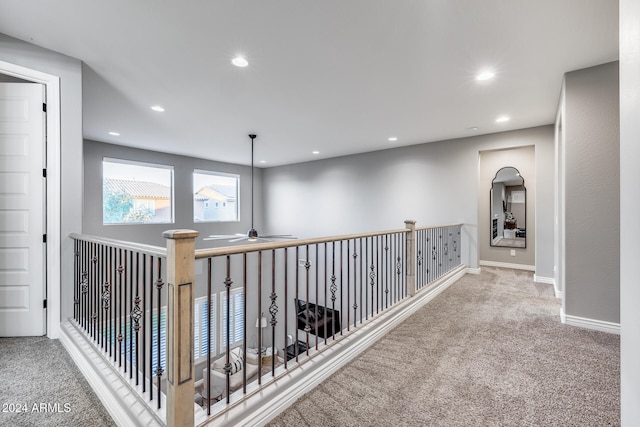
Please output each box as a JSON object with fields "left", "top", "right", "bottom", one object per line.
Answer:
{"left": 352, "top": 241, "right": 358, "bottom": 328}
{"left": 270, "top": 249, "right": 278, "bottom": 374}
{"left": 154, "top": 258, "right": 164, "bottom": 409}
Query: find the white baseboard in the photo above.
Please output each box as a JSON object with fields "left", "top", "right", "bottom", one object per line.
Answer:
{"left": 212, "top": 265, "right": 468, "bottom": 427}
{"left": 59, "top": 321, "right": 165, "bottom": 426}
{"left": 479, "top": 260, "right": 535, "bottom": 271}
{"left": 532, "top": 275, "right": 562, "bottom": 298}
{"left": 466, "top": 267, "right": 481, "bottom": 275}
{"left": 533, "top": 275, "right": 554, "bottom": 285}
{"left": 562, "top": 313, "right": 620, "bottom": 335}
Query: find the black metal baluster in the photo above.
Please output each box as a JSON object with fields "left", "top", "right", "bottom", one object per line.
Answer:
{"left": 385, "top": 234, "right": 390, "bottom": 309}
{"left": 295, "top": 247, "right": 299, "bottom": 362}
{"left": 315, "top": 244, "right": 319, "bottom": 348}
{"left": 364, "top": 238, "right": 368, "bottom": 320}
{"left": 352, "top": 239, "right": 358, "bottom": 329}
{"left": 224, "top": 255, "right": 232, "bottom": 404}
{"left": 284, "top": 248, "right": 289, "bottom": 370}
{"left": 375, "top": 236, "right": 380, "bottom": 315}
{"left": 141, "top": 253, "right": 146, "bottom": 393}
{"left": 324, "top": 243, "right": 328, "bottom": 347}
{"left": 206, "top": 257, "right": 212, "bottom": 414}
{"left": 258, "top": 251, "right": 263, "bottom": 384}
{"left": 338, "top": 240, "right": 343, "bottom": 337}
{"left": 346, "top": 240, "right": 350, "bottom": 331}
{"left": 155, "top": 258, "right": 164, "bottom": 409}
{"left": 243, "top": 253, "right": 248, "bottom": 392}
{"left": 270, "top": 249, "right": 278, "bottom": 375}
{"left": 360, "top": 238, "right": 363, "bottom": 324}
{"left": 148, "top": 255, "right": 154, "bottom": 403}
{"left": 330, "top": 242, "right": 337, "bottom": 337}
{"left": 304, "top": 245, "right": 311, "bottom": 353}
{"left": 369, "top": 237, "right": 375, "bottom": 318}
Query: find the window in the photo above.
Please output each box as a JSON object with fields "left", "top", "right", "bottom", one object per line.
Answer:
{"left": 193, "top": 170, "right": 239, "bottom": 222}
{"left": 194, "top": 295, "right": 217, "bottom": 361}
{"left": 151, "top": 308, "right": 167, "bottom": 374}
{"left": 103, "top": 158, "right": 174, "bottom": 224}
{"left": 221, "top": 288, "right": 244, "bottom": 348}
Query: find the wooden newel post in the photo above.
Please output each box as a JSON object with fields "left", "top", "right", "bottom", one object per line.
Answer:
{"left": 405, "top": 220, "right": 416, "bottom": 297}
{"left": 163, "top": 229, "right": 198, "bottom": 427}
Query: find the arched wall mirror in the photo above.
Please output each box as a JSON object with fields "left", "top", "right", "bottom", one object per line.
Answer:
{"left": 490, "top": 166, "right": 526, "bottom": 248}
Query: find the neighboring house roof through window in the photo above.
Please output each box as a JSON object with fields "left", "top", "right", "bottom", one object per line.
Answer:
{"left": 105, "top": 178, "right": 171, "bottom": 199}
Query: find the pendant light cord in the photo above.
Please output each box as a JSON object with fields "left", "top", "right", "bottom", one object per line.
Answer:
{"left": 250, "top": 134, "right": 256, "bottom": 230}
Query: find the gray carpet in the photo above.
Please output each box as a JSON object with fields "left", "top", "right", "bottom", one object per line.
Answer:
{"left": 0, "top": 336, "right": 114, "bottom": 427}
{"left": 267, "top": 267, "right": 620, "bottom": 427}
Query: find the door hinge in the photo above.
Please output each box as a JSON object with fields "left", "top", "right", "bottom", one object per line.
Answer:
{"left": 43, "top": 168, "right": 47, "bottom": 178}
{"left": 43, "top": 103, "right": 47, "bottom": 112}
{"left": 43, "top": 234, "right": 47, "bottom": 243}
{"left": 43, "top": 299, "right": 47, "bottom": 309}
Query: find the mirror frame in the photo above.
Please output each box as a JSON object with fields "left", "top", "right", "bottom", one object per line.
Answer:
{"left": 490, "top": 166, "right": 526, "bottom": 249}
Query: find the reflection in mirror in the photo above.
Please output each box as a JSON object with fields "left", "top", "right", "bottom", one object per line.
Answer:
{"left": 490, "top": 167, "right": 526, "bottom": 248}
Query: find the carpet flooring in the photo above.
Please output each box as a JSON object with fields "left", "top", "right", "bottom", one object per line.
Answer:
{"left": 0, "top": 336, "right": 114, "bottom": 427}
{"left": 267, "top": 267, "right": 620, "bottom": 427}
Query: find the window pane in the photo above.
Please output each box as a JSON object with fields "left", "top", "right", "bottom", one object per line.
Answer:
{"left": 193, "top": 170, "right": 239, "bottom": 222}
{"left": 222, "top": 288, "right": 244, "bottom": 348}
{"left": 103, "top": 159, "right": 174, "bottom": 224}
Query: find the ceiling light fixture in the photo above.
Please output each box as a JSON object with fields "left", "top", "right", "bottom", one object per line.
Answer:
{"left": 476, "top": 71, "right": 495, "bottom": 81}
{"left": 312, "top": 151, "right": 320, "bottom": 155}
{"left": 388, "top": 137, "right": 398, "bottom": 142}
{"left": 108, "top": 131, "right": 120, "bottom": 136}
{"left": 467, "top": 127, "right": 479, "bottom": 131}
{"left": 495, "top": 116, "right": 510, "bottom": 123}
{"left": 151, "top": 105, "right": 165, "bottom": 112}
{"left": 232, "top": 56, "right": 249, "bottom": 67}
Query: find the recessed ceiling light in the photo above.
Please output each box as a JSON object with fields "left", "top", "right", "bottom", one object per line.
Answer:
{"left": 466, "top": 127, "right": 479, "bottom": 131}
{"left": 232, "top": 56, "right": 249, "bottom": 67}
{"left": 108, "top": 131, "right": 120, "bottom": 136}
{"left": 259, "top": 160, "right": 266, "bottom": 164}
{"left": 476, "top": 71, "right": 495, "bottom": 81}
{"left": 388, "top": 137, "right": 398, "bottom": 142}
{"left": 495, "top": 116, "right": 510, "bottom": 123}
{"left": 312, "top": 151, "right": 320, "bottom": 155}
{"left": 151, "top": 105, "right": 165, "bottom": 112}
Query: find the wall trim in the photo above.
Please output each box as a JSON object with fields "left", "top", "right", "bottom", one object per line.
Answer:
{"left": 0, "top": 60, "right": 61, "bottom": 339}
{"left": 562, "top": 313, "right": 620, "bottom": 335}
{"left": 466, "top": 267, "right": 482, "bottom": 275}
{"left": 201, "top": 264, "right": 468, "bottom": 427}
{"left": 479, "top": 260, "right": 535, "bottom": 271}
{"left": 59, "top": 321, "right": 165, "bottom": 426}
{"left": 533, "top": 275, "right": 555, "bottom": 285}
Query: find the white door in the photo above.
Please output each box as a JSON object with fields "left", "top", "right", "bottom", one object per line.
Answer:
{"left": 0, "top": 82, "right": 46, "bottom": 336}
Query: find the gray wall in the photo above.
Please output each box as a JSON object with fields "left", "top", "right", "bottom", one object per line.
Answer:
{"left": 562, "top": 62, "right": 620, "bottom": 323}
{"left": 0, "top": 33, "right": 83, "bottom": 323}
{"left": 83, "top": 140, "right": 263, "bottom": 249}
{"left": 262, "top": 125, "right": 554, "bottom": 277}
{"left": 479, "top": 146, "right": 535, "bottom": 266}
{"left": 620, "top": 0, "right": 640, "bottom": 421}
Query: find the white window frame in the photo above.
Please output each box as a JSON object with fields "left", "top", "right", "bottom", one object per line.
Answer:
{"left": 193, "top": 170, "right": 240, "bottom": 223}
{"left": 102, "top": 158, "right": 174, "bottom": 225}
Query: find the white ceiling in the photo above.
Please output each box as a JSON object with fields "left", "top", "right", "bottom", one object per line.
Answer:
{"left": 0, "top": 1, "right": 618, "bottom": 167}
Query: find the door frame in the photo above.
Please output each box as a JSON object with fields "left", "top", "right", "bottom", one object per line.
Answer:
{"left": 0, "top": 60, "right": 61, "bottom": 338}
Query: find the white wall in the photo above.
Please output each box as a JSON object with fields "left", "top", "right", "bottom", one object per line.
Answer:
{"left": 620, "top": 0, "right": 640, "bottom": 421}
{"left": 562, "top": 62, "right": 620, "bottom": 324}
{"left": 0, "top": 33, "right": 83, "bottom": 326}
{"left": 263, "top": 125, "right": 554, "bottom": 277}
